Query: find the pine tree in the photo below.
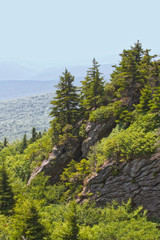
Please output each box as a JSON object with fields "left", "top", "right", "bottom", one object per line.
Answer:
{"left": 0, "top": 165, "right": 14, "bottom": 215}
{"left": 20, "top": 134, "right": 28, "bottom": 154}
{"left": 37, "top": 131, "right": 42, "bottom": 139}
{"left": 149, "top": 87, "right": 160, "bottom": 112}
{"left": 3, "top": 138, "right": 8, "bottom": 147}
{"left": 111, "top": 41, "right": 151, "bottom": 108}
{"left": 50, "top": 69, "right": 80, "bottom": 131}
{"left": 30, "top": 127, "right": 37, "bottom": 143}
{"left": 136, "top": 85, "right": 153, "bottom": 113}
{"left": 57, "top": 201, "right": 79, "bottom": 240}
{"left": 66, "top": 201, "right": 79, "bottom": 240}
{"left": 151, "top": 61, "right": 160, "bottom": 87}
{"left": 13, "top": 200, "right": 49, "bottom": 240}
{"left": 81, "top": 58, "right": 104, "bottom": 111}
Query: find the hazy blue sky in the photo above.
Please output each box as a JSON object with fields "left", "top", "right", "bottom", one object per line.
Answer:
{"left": 0, "top": 0, "right": 160, "bottom": 69}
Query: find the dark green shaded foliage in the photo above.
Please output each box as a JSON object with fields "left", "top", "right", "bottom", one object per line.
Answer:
{"left": 30, "top": 127, "right": 37, "bottom": 143}
{"left": 20, "top": 134, "right": 28, "bottom": 154}
{"left": 0, "top": 165, "right": 14, "bottom": 215}
{"left": 3, "top": 138, "right": 8, "bottom": 147}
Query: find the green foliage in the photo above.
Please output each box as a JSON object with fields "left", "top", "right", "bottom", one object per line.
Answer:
{"left": 50, "top": 69, "right": 80, "bottom": 133}
{"left": 78, "top": 200, "right": 160, "bottom": 240}
{"left": 30, "top": 127, "right": 37, "bottom": 143}
{"left": 3, "top": 138, "right": 8, "bottom": 147}
{"left": 6, "top": 132, "right": 52, "bottom": 183}
{"left": 89, "top": 101, "right": 122, "bottom": 122}
{"left": 81, "top": 58, "right": 105, "bottom": 111}
{"left": 58, "top": 124, "right": 77, "bottom": 146}
{"left": 136, "top": 85, "right": 153, "bottom": 113}
{"left": 27, "top": 173, "right": 66, "bottom": 204}
{"left": 11, "top": 199, "right": 49, "bottom": 240}
{"left": 0, "top": 214, "right": 12, "bottom": 239}
{"left": 104, "top": 82, "right": 115, "bottom": 104}
{"left": 149, "top": 87, "right": 160, "bottom": 112}
{"left": 19, "top": 133, "right": 28, "bottom": 154}
{"left": 61, "top": 159, "right": 91, "bottom": 196}
{"left": 42, "top": 200, "right": 160, "bottom": 240}
{"left": 78, "top": 218, "right": 160, "bottom": 240}
{"left": 89, "top": 105, "right": 113, "bottom": 122}
{"left": 0, "top": 165, "right": 14, "bottom": 215}
{"left": 89, "top": 113, "right": 160, "bottom": 168}
{"left": 78, "top": 122, "right": 87, "bottom": 138}
{"left": 111, "top": 41, "right": 157, "bottom": 108}
{"left": 44, "top": 184, "right": 66, "bottom": 205}
{"left": 54, "top": 201, "right": 79, "bottom": 240}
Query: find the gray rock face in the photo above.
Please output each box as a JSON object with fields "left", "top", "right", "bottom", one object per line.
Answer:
{"left": 82, "top": 118, "right": 116, "bottom": 158}
{"left": 80, "top": 153, "right": 160, "bottom": 218}
{"left": 28, "top": 137, "right": 82, "bottom": 185}
{"left": 28, "top": 118, "right": 116, "bottom": 185}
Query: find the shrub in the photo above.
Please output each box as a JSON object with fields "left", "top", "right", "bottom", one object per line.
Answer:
{"left": 88, "top": 113, "right": 160, "bottom": 168}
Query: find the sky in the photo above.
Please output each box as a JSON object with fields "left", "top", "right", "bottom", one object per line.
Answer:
{"left": 0, "top": 0, "right": 160, "bottom": 70}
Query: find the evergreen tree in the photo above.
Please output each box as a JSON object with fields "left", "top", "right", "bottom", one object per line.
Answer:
{"left": 136, "top": 85, "right": 153, "bottom": 113}
{"left": 66, "top": 201, "right": 79, "bottom": 240}
{"left": 110, "top": 41, "right": 155, "bottom": 108}
{"left": 149, "top": 87, "right": 160, "bottom": 112}
{"left": 56, "top": 201, "right": 79, "bottom": 240}
{"left": 151, "top": 61, "right": 160, "bottom": 87}
{"left": 30, "top": 127, "right": 37, "bottom": 143}
{"left": 81, "top": 58, "right": 104, "bottom": 111}
{"left": 20, "top": 134, "right": 28, "bottom": 154}
{"left": 50, "top": 69, "right": 80, "bottom": 131}
{"left": 13, "top": 200, "right": 48, "bottom": 240}
{"left": 0, "top": 165, "right": 14, "bottom": 215}
{"left": 3, "top": 138, "right": 8, "bottom": 148}
{"left": 37, "top": 131, "right": 42, "bottom": 139}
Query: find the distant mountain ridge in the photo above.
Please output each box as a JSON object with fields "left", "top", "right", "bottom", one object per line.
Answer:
{"left": 0, "top": 61, "right": 113, "bottom": 81}
{"left": 0, "top": 62, "right": 113, "bottom": 100}
{"left": 30, "top": 64, "right": 113, "bottom": 82}
{"left": 0, "top": 62, "right": 37, "bottom": 80}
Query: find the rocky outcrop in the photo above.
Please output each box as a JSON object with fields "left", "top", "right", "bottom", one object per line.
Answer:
{"left": 82, "top": 118, "right": 116, "bottom": 158}
{"left": 28, "top": 118, "right": 116, "bottom": 185}
{"left": 79, "top": 153, "right": 160, "bottom": 218}
{"left": 28, "top": 137, "right": 82, "bottom": 185}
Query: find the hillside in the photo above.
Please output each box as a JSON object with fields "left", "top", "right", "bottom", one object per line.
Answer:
{"left": 0, "top": 92, "right": 53, "bottom": 141}
{"left": 1, "top": 43, "right": 160, "bottom": 239}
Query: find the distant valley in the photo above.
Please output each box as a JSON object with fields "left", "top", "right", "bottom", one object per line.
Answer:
{"left": 0, "top": 93, "right": 53, "bottom": 141}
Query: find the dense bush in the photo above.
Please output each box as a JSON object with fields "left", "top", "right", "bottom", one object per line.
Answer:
{"left": 5, "top": 132, "right": 52, "bottom": 183}
{"left": 41, "top": 200, "right": 160, "bottom": 240}
{"left": 89, "top": 101, "right": 122, "bottom": 122}
{"left": 89, "top": 113, "right": 160, "bottom": 169}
